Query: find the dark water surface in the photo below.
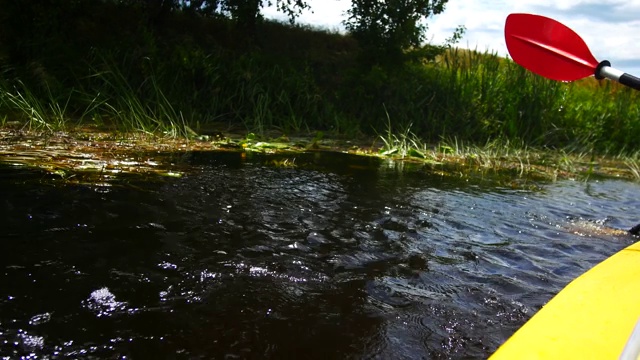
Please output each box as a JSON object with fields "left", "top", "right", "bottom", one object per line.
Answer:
{"left": 1, "top": 152, "right": 638, "bottom": 359}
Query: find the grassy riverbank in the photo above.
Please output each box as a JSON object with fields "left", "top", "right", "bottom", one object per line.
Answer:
{"left": 1, "top": 125, "right": 639, "bottom": 188}
{"left": 0, "top": 1, "right": 639, "bottom": 162}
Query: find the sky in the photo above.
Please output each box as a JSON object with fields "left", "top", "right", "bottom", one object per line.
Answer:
{"left": 263, "top": 0, "right": 640, "bottom": 77}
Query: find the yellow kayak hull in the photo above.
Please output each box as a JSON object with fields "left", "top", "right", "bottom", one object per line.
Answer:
{"left": 491, "top": 241, "right": 640, "bottom": 359}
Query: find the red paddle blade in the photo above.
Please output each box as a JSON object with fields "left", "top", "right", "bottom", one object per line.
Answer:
{"left": 505, "top": 13, "right": 599, "bottom": 81}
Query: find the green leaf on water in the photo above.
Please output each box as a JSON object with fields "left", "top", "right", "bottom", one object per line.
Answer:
{"left": 423, "top": 159, "right": 443, "bottom": 165}
{"left": 251, "top": 142, "right": 290, "bottom": 150}
{"left": 380, "top": 148, "right": 398, "bottom": 156}
{"left": 408, "top": 148, "right": 425, "bottom": 158}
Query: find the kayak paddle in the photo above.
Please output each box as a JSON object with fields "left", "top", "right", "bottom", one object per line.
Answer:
{"left": 504, "top": 13, "right": 640, "bottom": 91}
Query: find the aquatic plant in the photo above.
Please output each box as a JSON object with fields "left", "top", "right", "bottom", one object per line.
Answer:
{"left": 626, "top": 157, "right": 640, "bottom": 182}
{"left": 378, "top": 106, "right": 423, "bottom": 159}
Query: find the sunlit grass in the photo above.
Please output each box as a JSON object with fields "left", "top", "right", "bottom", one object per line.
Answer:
{"left": 378, "top": 107, "right": 426, "bottom": 159}
{"left": 626, "top": 157, "right": 640, "bottom": 181}
{"left": 374, "top": 123, "right": 640, "bottom": 182}
{"left": 87, "top": 56, "right": 194, "bottom": 138}
{"left": 0, "top": 80, "right": 69, "bottom": 131}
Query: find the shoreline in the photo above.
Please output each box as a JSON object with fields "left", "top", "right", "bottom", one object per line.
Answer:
{"left": 1, "top": 126, "right": 638, "bottom": 186}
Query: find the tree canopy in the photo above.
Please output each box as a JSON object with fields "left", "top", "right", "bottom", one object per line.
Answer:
{"left": 345, "top": 1, "right": 446, "bottom": 52}
{"left": 142, "top": 0, "right": 311, "bottom": 24}
{"left": 185, "top": 0, "right": 459, "bottom": 63}
{"left": 0, "top": 0, "right": 459, "bottom": 66}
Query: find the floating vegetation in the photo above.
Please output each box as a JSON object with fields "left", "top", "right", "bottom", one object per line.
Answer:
{"left": 0, "top": 129, "right": 193, "bottom": 185}
{"left": 1, "top": 126, "right": 638, "bottom": 188}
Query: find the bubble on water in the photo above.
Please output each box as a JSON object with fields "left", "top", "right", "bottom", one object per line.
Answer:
{"left": 249, "top": 266, "right": 269, "bottom": 276}
{"left": 17, "top": 329, "right": 45, "bottom": 351}
{"left": 28, "top": 312, "right": 52, "bottom": 326}
{"left": 82, "top": 287, "right": 127, "bottom": 318}
{"left": 158, "top": 261, "right": 178, "bottom": 270}
{"left": 199, "top": 270, "right": 219, "bottom": 282}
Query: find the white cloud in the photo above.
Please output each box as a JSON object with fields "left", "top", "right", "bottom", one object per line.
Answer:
{"left": 264, "top": 0, "right": 640, "bottom": 76}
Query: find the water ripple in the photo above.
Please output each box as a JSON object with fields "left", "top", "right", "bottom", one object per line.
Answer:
{"left": 1, "top": 155, "right": 639, "bottom": 359}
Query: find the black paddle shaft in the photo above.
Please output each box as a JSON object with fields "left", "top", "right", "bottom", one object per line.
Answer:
{"left": 596, "top": 61, "right": 640, "bottom": 91}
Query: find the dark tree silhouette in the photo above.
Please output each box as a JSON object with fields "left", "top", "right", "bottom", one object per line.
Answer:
{"left": 344, "top": 0, "right": 454, "bottom": 65}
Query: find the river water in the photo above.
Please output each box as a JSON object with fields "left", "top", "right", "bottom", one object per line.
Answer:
{"left": 1, "top": 151, "right": 638, "bottom": 359}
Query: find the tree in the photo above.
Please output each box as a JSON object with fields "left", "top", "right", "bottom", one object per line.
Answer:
{"left": 344, "top": 0, "right": 455, "bottom": 65}
{"left": 222, "top": 0, "right": 309, "bottom": 35}
{"left": 122, "top": 0, "right": 310, "bottom": 34}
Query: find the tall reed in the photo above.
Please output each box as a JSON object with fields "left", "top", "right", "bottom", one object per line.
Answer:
{"left": 0, "top": 80, "right": 70, "bottom": 131}
{"left": 376, "top": 47, "right": 639, "bottom": 154}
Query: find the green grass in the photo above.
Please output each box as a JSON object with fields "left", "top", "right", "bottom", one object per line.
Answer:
{"left": 0, "top": 2, "right": 638, "bottom": 156}
{"left": 0, "top": 80, "right": 70, "bottom": 131}
{"left": 90, "top": 57, "right": 192, "bottom": 137}
{"left": 624, "top": 154, "right": 640, "bottom": 181}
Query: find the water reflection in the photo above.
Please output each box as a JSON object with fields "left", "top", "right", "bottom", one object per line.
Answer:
{"left": 0, "top": 153, "right": 638, "bottom": 359}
